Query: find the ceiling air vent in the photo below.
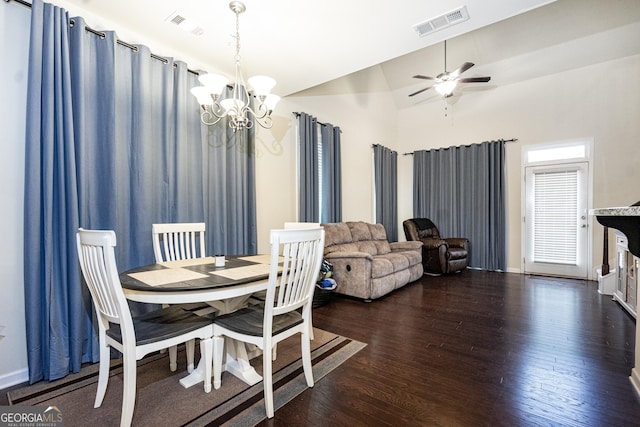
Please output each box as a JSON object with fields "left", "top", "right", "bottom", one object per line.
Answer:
{"left": 165, "top": 11, "right": 204, "bottom": 36}
{"left": 412, "top": 6, "right": 469, "bottom": 37}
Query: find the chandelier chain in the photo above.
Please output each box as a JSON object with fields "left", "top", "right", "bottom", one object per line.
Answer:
{"left": 234, "top": 7, "right": 241, "bottom": 62}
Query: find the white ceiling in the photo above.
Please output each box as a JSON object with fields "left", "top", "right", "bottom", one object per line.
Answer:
{"left": 51, "top": 0, "right": 640, "bottom": 107}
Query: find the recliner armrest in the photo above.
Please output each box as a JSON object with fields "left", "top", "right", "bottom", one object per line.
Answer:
{"left": 421, "top": 238, "right": 447, "bottom": 250}
{"left": 445, "top": 238, "right": 469, "bottom": 249}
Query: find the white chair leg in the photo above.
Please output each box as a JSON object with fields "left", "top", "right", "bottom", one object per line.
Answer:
{"left": 263, "top": 350, "right": 274, "bottom": 418}
{"left": 212, "top": 335, "right": 225, "bottom": 390}
{"left": 200, "top": 338, "right": 213, "bottom": 393}
{"left": 185, "top": 339, "right": 196, "bottom": 373}
{"left": 94, "top": 342, "right": 111, "bottom": 408}
{"left": 120, "top": 355, "right": 137, "bottom": 427}
{"left": 301, "top": 331, "right": 314, "bottom": 387}
{"left": 272, "top": 343, "right": 277, "bottom": 361}
{"left": 168, "top": 345, "right": 178, "bottom": 372}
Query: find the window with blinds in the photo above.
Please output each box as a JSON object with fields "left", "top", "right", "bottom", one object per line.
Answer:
{"left": 533, "top": 169, "right": 578, "bottom": 265}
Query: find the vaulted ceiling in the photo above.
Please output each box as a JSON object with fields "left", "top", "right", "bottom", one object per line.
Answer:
{"left": 53, "top": 0, "right": 640, "bottom": 108}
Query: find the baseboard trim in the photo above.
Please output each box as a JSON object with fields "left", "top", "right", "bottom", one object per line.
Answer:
{"left": 0, "top": 368, "right": 28, "bottom": 390}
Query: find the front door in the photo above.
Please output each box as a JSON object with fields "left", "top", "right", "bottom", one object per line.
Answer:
{"left": 524, "top": 162, "right": 589, "bottom": 278}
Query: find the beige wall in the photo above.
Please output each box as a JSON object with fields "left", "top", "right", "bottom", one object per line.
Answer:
{"left": 254, "top": 65, "right": 398, "bottom": 254}
{"left": 396, "top": 54, "right": 640, "bottom": 275}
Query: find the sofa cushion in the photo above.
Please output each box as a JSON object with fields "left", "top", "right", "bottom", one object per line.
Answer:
{"left": 373, "top": 240, "right": 391, "bottom": 255}
{"left": 368, "top": 223, "right": 384, "bottom": 239}
{"left": 347, "top": 221, "right": 372, "bottom": 241}
{"left": 355, "top": 241, "right": 378, "bottom": 256}
{"left": 324, "top": 223, "right": 352, "bottom": 246}
{"left": 370, "top": 257, "right": 394, "bottom": 278}
{"left": 371, "top": 253, "right": 410, "bottom": 278}
{"left": 399, "top": 249, "right": 422, "bottom": 266}
{"left": 368, "top": 223, "right": 391, "bottom": 254}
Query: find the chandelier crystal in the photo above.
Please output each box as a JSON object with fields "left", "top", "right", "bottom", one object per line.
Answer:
{"left": 191, "top": 1, "right": 279, "bottom": 132}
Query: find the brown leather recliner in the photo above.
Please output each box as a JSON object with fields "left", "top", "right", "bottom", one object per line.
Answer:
{"left": 403, "top": 218, "right": 469, "bottom": 274}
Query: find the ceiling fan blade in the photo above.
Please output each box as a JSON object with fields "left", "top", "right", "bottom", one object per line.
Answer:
{"left": 408, "top": 86, "right": 432, "bottom": 97}
{"left": 449, "top": 62, "right": 474, "bottom": 78}
{"left": 412, "top": 75, "right": 434, "bottom": 80}
{"left": 458, "top": 76, "right": 491, "bottom": 83}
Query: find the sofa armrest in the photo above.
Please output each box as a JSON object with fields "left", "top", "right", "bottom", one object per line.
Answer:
{"left": 390, "top": 241, "right": 422, "bottom": 252}
{"left": 324, "top": 251, "right": 373, "bottom": 261}
{"left": 324, "top": 251, "right": 374, "bottom": 300}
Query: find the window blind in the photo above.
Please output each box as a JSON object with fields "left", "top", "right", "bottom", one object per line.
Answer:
{"left": 533, "top": 170, "right": 578, "bottom": 264}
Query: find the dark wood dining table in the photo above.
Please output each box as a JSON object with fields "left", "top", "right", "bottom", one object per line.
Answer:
{"left": 120, "top": 255, "right": 275, "bottom": 388}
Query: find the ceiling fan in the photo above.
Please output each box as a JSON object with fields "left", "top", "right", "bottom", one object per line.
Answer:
{"left": 409, "top": 40, "right": 491, "bottom": 99}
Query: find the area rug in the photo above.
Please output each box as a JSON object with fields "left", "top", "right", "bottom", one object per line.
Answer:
{"left": 7, "top": 329, "right": 365, "bottom": 426}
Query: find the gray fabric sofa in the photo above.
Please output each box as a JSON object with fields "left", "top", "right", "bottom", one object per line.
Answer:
{"left": 322, "top": 221, "right": 423, "bottom": 301}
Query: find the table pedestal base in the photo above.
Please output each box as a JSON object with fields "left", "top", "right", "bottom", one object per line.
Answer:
{"left": 179, "top": 298, "right": 264, "bottom": 389}
{"left": 179, "top": 336, "right": 263, "bottom": 388}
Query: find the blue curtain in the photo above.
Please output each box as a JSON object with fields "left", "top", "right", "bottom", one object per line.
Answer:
{"left": 297, "top": 112, "right": 319, "bottom": 222}
{"left": 24, "top": 0, "right": 256, "bottom": 383}
{"left": 24, "top": 0, "right": 83, "bottom": 384}
{"left": 412, "top": 140, "right": 506, "bottom": 270}
{"left": 320, "top": 124, "right": 342, "bottom": 223}
{"left": 373, "top": 144, "right": 398, "bottom": 241}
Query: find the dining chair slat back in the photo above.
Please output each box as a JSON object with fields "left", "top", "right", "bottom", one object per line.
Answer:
{"left": 212, "top": 227, "right": 325, "bottom": 419}
{"left": 152, "top": 222, "right": 206, "bottom": 262}
{"left": 151, "top": 222, "right": 207, "bottom": 372}
{"left": 76, "top": 228, "right": 214, "bottom": 427}
{"left": 249, "top": 222, "right": 321, "bottom": 306}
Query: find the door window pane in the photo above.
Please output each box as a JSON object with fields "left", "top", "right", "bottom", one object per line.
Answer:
{"left": 533, "top": 169, "right": 578, "bottom": 265}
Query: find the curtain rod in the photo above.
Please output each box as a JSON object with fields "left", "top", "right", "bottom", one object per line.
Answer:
{"left": 293, "top": 112, "right": 343, "bottom": 131}
{"left": 5, "top": 0, "right": 199, "bottom": 75}
{"left": 5, "top": 0, "right": 31, "bottom": 8}
{"left": 372, "top": 144, "right": 398, "bottom": 154}
{"left": 403, "top": 138, "right": 518, "bottom": 155}
{"left": 292, "top": 111, "right": 327, "bottom": 126}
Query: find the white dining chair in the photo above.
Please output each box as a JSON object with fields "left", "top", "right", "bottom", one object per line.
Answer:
{"left": 283, "top": 221, "right": 321, "bottom": 230}
{"left": 152, "top": 222, "right": 206, "bottom": 262}
{"left": 250, "top": 223, "right": 320, "bottom": 302}
{"left": 212, "top": 228, "right": 325, "bottom": 418}
{"left": 249, "top": 222, "right": 323, "bottom": 344}
{"left": 285, "top": 222, "right": 322, "bottom": 340}
{"left": 152, "top": 222, "right": 210, "bottom": 373}
{"left": 76, "top": 228, "right": 214, "bottom": 427}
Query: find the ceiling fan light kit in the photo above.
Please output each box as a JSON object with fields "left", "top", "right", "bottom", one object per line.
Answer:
{"left": 409, "top": 40, "right": 491, "bottom": 99}
{"left": 434, "top": 80, "right": 457, "bottom": 97}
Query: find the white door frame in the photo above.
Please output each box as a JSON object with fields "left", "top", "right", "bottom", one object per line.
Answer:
{"left": 521, "top": 139, "right": 594, "bottom": 279}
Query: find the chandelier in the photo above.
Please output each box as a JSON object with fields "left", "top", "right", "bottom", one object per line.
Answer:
{"left": 190, "top": 1, "right": 280, "bottom": 132}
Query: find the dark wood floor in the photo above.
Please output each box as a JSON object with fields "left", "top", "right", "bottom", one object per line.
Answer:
{"left": 259, "top": 270, "right": 639, "bottom": 427}
{"left": 2, "top": 270, "right": 637, "bottom": 425}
